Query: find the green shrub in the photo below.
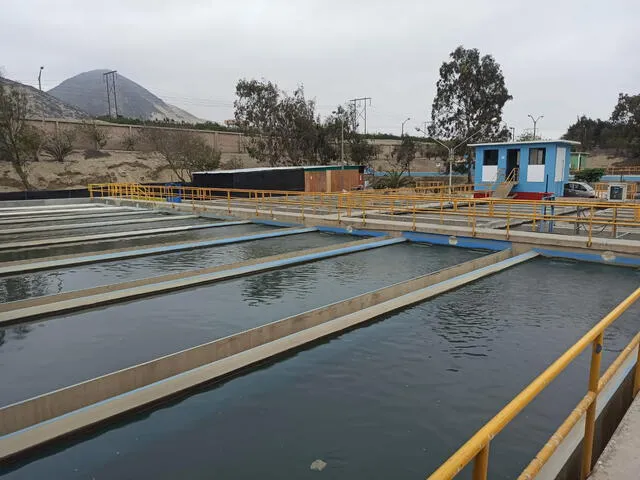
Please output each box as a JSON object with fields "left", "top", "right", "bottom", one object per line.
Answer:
{"left": 573, "top": 168, "right": 605, "bottom": 183}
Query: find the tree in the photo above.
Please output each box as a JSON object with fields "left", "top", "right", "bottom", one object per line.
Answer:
{"left": 234, "top": 79, "right": 328, "bottom": 166}
{"left": 41, "top": 129, "right": 75, "bottom": 162}
{"left": 429, "top": 46, "right": 512, "bottom": 181}
{"left": 0, "top": 84, "right": 41, "bottom": 189}
{"left": 517, "top": 131, "right": 541, "bottom": 142}
{"left": 562, "top": 94, "right": 640, "bottom": 159}
{"left": 143, "top": 128, "right": 220, "bottom": 182}
{"left": 234, "top": 79, "right": 288, "bottom": 166}
{"left": 610, "top": 93, "right": 640, "bottom": 158}
{"left": 391, "top": 135, "right": 417, "bottom": 175}
{"left": 79, "top": 121, "right": 109, "bottom": 151}
{"left": 348, "top": 136, "right": 378, "bottom": 167}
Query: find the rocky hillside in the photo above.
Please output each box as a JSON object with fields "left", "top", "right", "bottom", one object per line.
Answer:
{"left": 48, "top": 70, "right": 202, "bottom": 123}
{"left": 0, "top": 77, "right": 88, "bottom": 119}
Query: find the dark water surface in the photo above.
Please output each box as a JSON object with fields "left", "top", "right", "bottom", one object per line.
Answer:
{"left": 0, "top": 243, "right": 482, "bottom": 406}
{"left": 2, "top": 258, "right": 638, "bottom": 479}
{"left": 0, "top": 222, "right": 273, "bottom": 262}
{"left": 0, "top": 216, "right": 218, "bottom": 242}
{"left": 0, "top": 231, "right": 349, "bottom": 302}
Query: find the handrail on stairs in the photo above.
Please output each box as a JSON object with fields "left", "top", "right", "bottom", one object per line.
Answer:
{"left": 505, "top": 167, "right": 518, "bottom": 183}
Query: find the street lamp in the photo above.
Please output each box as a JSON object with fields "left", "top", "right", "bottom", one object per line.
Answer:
{"left": 401, "top": 117, "right": 410, "bottom": 137}
{"left": 417, "top": 119, "right": 497, "bottom": 194}
{"left": 38, "top": 66, "right": 44, "bottom": 91}
{"left": 527, "top": 114, "right": 543, "bottom": 139}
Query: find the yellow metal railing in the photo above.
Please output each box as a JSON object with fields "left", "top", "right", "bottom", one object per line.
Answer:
{"left": 89, "top": 183, "right": 640, "bottom": 246}
{"left": 428, "top": 287, "right": 640, "bottom": 480}
{"left": 505, "top": 167, "right": 518, "bottom": 183}
{"left": 604, "top": 166, "right": 640, "bottom": 175}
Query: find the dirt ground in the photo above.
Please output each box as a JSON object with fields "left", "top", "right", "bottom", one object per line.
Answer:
{"left": 0, "top": 149, "right": 631, "bottom": 192}
{"left": 0, "top": 151, "right": 255, "bottom": 192}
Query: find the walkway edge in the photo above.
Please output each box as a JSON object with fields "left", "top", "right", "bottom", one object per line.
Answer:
{"left": 0, "top": 249, "right": 537, "bottom": 460}
{"left": 0, "top": 214, "right": 198, "bottom": 235}
{"left": 0, "top": 237, "right": 404, "bottom": 324}
{"left": 0, "top": 220, "right": 250, "bottom": 250}
{"left": 0, "top": 227, "right": 318, "bottom": 276}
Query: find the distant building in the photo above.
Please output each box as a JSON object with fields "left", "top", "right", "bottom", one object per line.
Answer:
{"left": 192, "top": 165, "right": 364, "bottom": 192}
{"left": 570, "top": 152, "right": 589, "bottom": 171}
{"left": 469, "top": 140, "right": 580, "bottom": 199}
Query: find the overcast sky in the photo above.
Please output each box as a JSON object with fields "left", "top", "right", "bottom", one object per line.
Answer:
{"left": 2, "top": 0, "right": 639, "bottom": 138}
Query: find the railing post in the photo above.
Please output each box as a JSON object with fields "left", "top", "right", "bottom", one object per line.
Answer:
{"left": 634, "top": 344, "right": 640, "bottom": 397}
{"left": 581, "top": 332, "right": 604, "bottom": 480}
{"left": 473, "top": 444, "right": 490, "bottom": 480}
{"left": 587, "top": 207, "right": 594, "bottom": 247}
{"left": 412, "top": 199, "right": 417, "bottom": 231}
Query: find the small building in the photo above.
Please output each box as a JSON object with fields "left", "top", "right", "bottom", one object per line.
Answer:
{"left": 192, "top": 165, "right": 364, "bottom": 193}
{"left": 470, "top": 140, "right": 580, "bottom": 199}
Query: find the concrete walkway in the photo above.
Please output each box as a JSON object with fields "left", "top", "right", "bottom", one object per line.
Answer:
{"left": 591, "top": 394, "right": 640, "bottom": 479}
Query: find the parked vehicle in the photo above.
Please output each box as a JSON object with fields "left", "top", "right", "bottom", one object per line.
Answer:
{"left": 564, "top": 181, "right": 596, "bottom": 198}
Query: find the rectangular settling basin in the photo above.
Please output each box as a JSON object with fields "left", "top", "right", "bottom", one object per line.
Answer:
{"left": 0, "top": 231, "right": 350, "bottom": 303}
{"left": 0, "top": 243, "right": 484, "bottom": 406}
{"left": 2, "top": 258, "right": 639, "bottom": 480}
{"left": 0, "top": 222, "right": 274, "bottom": 263}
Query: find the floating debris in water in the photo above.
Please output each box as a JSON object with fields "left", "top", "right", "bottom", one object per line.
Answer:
{"left": 310, "top": 459, "right": 327, "bottom": 471}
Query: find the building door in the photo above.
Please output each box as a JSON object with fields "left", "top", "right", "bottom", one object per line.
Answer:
{"left": 506, "top": 149, "right": 520, "bottom": 180}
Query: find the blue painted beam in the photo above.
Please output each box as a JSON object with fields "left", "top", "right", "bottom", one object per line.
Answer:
{"left": 402, "top": 231, "right": 512, "bottom": 251}
{"left": 534, "top": 248, "right": 640, "bottom": 267}
{"left": 0, "top": 227, "right": 319, "bottom": 276}
{"left": 316, "top": 225, "right": 389, "bottom": 237}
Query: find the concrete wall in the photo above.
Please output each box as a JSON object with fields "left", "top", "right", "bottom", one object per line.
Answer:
{"left": 26, "top": 119, "right": 436, "bottom": 165}
{"left": 0, "top": 249, "right": 512, "bottom": 438}
{"left": 26, "top": 118, "right": 246, "bottom": 154}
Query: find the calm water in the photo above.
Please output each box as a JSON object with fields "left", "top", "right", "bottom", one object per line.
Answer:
{"left": 0, "top": 223, "right": 273, "bottom": 262}
{"left": 0, "top": 243, "right": 482, "bottom": 406}
{"left": 0, "top": 231, "right": 350, "bottom": 302}
{"left": 2, "top": 258, "right": 638, "bottom": 480}
{"left": 0, "top": 216, "right": 217, "bottom": 243}
{"left": 0, "top": 211, "right": 152, "bottom": 227}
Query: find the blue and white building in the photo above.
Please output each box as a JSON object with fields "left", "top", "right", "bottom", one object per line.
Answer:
{"left": 470, "top": 140, "right": 580, "bottom": 199}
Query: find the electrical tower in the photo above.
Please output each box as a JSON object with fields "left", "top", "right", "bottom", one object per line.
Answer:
{"left": 349, "top": 97, "right": 372, "bottom": 134}
{"left": 103, "top": 70, "right": 119, "bottom": 118}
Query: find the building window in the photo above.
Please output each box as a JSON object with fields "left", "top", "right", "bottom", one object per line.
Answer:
{"left": 529, "top": 148, "right": 546, "bottom": 165}
{"left": 483, "top": 149, "right": 498, "bottom": 166}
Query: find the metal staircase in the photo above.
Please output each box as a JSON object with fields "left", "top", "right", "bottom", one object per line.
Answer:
{"left": 492, "top": 168, "right": 518, "bottom": 198}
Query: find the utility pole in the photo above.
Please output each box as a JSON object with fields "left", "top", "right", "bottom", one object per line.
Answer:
{"left": 349, "top": 97, "right": 371, "bottom": 134}
{"left": 528, "top": 114, "right": 543, "bottom": 139}
{"left": 332, "top": 109, "right": 346, "bottom": 165}
{"left": 401, "top": 117, "right": 410, "bottom": 137}
{"left": 104, "top": 74, "right": 111, "bottom": 117}
{"left": 38, "top": 66, "right": 44, "bottom": 91}
{"left": 103, "top": 70, "right": 119, "bottom": 118}
{"left": 510, "top": 127, "right": 515, "bottom": 142}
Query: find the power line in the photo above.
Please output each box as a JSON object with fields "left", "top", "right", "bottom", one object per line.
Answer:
{"left": 349, "top": 97, "right": 371, "bottom": 134}
{"left": 102, "top": 70, "right": 118, "bottom": 117}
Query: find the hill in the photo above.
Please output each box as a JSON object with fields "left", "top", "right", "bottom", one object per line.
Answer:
{"left": 48, "top": 69, "right": 203, "bottom": 123}
{"left": 0, "top": 77, "right": 89, "bottom": 119}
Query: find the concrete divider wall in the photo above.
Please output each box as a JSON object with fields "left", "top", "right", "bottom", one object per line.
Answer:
{"left": 0, "top": 249, "right": 511, "bottom": 436}
{"left": 0, "top": 237, "right": 398, "bottom": 324}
